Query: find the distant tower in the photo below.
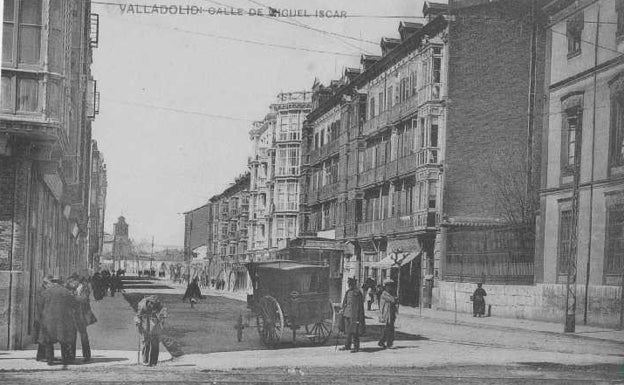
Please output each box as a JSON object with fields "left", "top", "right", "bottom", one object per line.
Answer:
{"left": 113, "top": 216, "right": 130, "bottom": 270}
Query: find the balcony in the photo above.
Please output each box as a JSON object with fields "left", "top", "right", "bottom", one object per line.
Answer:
{"left": 361, "top": 94, "right": 420, "bottom": 138}
{"left": 307, "top": 182, "right": 340, "bottom": 204}
{"left": 397, "top": 147, "right": 440, "bottom": 175}
{"left": 275, "top": 201, "right": 299, "bottom": 212}
{"left": 356, "top": 209, "right": 439, "bottom": 238}
{"left": 358, "top": 148, "right": 440, "bottom": 188}
{"left": 417, "top": 83, "right": 442, "bottom": 107}
{"left": 308, "top": 139, "right": 339, "bottom": 166}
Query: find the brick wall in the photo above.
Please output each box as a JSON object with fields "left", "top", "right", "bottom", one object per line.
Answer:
{"left": 444, "top": 0, "right": 544, "bottom": 221}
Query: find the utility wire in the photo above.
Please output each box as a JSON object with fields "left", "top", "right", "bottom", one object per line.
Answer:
{"left": 204, "top": 0, "right": 371, "bottom": 53}
{"left": 103, "top": 98, "right": 256, "bottom": 122}
{"left": 242, "top": 0, "right": 378, "bottom": 46}
{"left": 114, "top": 16, "right": 362, "bottom": 57}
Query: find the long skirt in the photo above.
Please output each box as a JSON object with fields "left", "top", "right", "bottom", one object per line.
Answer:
{"left": 473, "top": 298, "right": 486, "bottom": 316}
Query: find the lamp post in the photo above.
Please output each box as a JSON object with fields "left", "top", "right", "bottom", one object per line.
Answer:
{"left": 390, "top": 248, "right": 408, "bottom": 308}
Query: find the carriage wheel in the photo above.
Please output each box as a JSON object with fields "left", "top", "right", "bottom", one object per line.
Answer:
{"left": 305, "top": 300, "right": 335, "bottom": 345}
{"left": 256, "top": 296, "right": 284, "bottom": 348}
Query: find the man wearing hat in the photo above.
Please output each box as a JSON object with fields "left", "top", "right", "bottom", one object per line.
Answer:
{"left": 339, "top": 277, "right": 365, "bottom": 353}
{"left": 378, "top": 279, "right": 398, "bottom": 349}
{"left": 36, "top": 275, "right": 78, "bottom": 365}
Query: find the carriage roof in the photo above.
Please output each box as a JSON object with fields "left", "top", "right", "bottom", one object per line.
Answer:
{"left": 246, "top": 260, "right": 327, "bottom": 273}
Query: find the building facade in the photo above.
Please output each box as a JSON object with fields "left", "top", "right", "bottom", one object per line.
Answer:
{"left": 247, "top": 92, "right": 311, "bottom": 261}
{"left": 0, "top": 0, "right": 101, "bottom": 349}
{"left": 248, "top": 113, "right": 275, "bottom": 261}
{"left": 89, "top": 140, "right": 107, "bottom": 270}
{"left": 301, "top": 0, "right": 544, "bottom": 310}
{"left": 206, "top": 173, "right": 250, "bottom": 291}
{"left": 536, "top": 0, "right": 624, "bottom": 326}
{"left": 301, "top": 11, "right": 449, "bottom": 307}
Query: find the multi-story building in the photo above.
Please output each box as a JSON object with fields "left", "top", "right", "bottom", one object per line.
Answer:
{"left": 0, "top": 0, "right": 100, "bottom": 348}
{"left": 207, "top": 173, "right": 250, "bottom": 291}
{"left": 248, "top": 113, "right": 275, "bottom": 261}
{"left": 248, "top": 92, "right": 311, "bottom": 260}
{"left": 183, "top": 202, "right": 211, "bottom": 260}
{"left": 89, "top": 140, "right": 107, "bottom": 271}
{"left": 301, "top": 0, "right": 543, "bottom": 310}
{"left": 536, "top": 0, "right": 624, "bottom": 327}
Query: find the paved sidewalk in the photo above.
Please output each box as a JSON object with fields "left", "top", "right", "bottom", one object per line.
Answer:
{"left": 198, "top": 283, "right": 624, "bottom": 344}
{"left": 393, "top": 305, "right": 624, "bottom": 343}
{"left": 0, "top": 292, "right": 171, "bottom": 371}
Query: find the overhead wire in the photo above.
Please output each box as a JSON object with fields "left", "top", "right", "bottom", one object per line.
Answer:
{"left": 102, "top": 98, "right": 256, "bottom": 122}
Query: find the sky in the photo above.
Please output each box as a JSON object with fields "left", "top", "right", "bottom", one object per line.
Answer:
{"left": 91, "top": 0, "right": 429, "bottom": 247}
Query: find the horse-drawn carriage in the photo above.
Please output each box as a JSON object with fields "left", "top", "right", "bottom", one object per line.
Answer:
{"left": 245, "top": 260, "right": 336, "bottom": 348}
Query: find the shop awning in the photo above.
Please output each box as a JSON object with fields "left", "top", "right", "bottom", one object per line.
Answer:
{"left": 378, "top": 252, "right": 420, "bottom": 268}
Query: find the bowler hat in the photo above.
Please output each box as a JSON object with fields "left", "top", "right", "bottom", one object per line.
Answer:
{"left": 383, "top": 279, "right": 395, "bottom": 286}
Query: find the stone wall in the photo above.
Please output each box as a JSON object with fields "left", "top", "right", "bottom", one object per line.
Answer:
{"left": 433, "top": 280, "right": 623, "bottom": 328}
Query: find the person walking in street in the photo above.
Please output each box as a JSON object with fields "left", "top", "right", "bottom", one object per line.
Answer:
{"left": 66, "top": 275, "right": 97, "bottom": 362}
{"left": 375, "top": 283, "right": 384, "bottom": 310}
{"left": 378, "top": 279, "right": 398, "bottom": 349}
{"left": 472, "top": 283, "right": 487, "bottom": 317}
{"left": 135, "top": 295, "right": 167, "bottom": 366}
{"left": 36, "top": 275, "right": 77, "bottom": 366}
{"left": 339, "top": 277, "right": 365, "bottom": 353}
{"left": 182, "top": 277, "right": 203, "bottom": 308}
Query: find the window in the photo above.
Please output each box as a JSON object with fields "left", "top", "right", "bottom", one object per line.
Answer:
{"left": 432, "top": 57, "right": 441, "bottom": 84}
{"left": 557, "top": 209, "right": 573, "bottom": 275}
{"left": 618, "top": 0, "right": 624, "bottom": 38}
{"left": 566, "top": 12, "right": 583, "bottom": 57}
{"left": 605, "top": 202, "right": 624, "bottom": 277}
{"left": 369, "top": 97, "right": 375, "bottom": 119}
{"left": 428, "top": 181, "right": 437, "bottom": 209}
{"left": 278, "top": 113, "right": 300, "bottom": 141}
{"left": 1, "top": 75, "right": 12, "bottom": 110}
{"left": 17, "top": 76, "right": 38, "bottom": 112}
{"left": 2, "top": 0, "right": 15, "bottom": 63}
{"left": 387, "top": 86, "right": 393, "bottom": 110}
{"left": 561, "top": 94, "right": 583, "bottom": 176}
{"left": 400, "top": 78, "right": 410, "bottom": 102}
{"left": 18, "top": 0, "right": 42, "bottom": 65}
{"left": 47, "top": 80, "right": 61, "bottom": 118}
{"left": 276, "top": 145, "right": 299, "bottom": 176}
{"left": 378, "top": 91, "right": 384, "bottom": 112}
{"left": 430, "top": 116, "right": 439, "bottom": 147}
{"left": 48, "top": 0, "right": 63, "bottom": 73}
{"left": 610, "top": 75, "right": 624, "bottom": 167}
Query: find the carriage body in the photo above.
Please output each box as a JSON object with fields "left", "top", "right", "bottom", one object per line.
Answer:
{"left": 245, "top": 260, "right": 335, "bottom": 347}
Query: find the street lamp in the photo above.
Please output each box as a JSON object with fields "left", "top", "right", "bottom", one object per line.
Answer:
{"left": 390, "top": 248, "right": 409, "bottom": 308}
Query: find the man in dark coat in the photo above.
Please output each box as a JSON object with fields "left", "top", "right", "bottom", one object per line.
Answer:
{"left": 36, "top": 275, "right": 77, "bottom": 365}
{"left": 339, "top": 277, "right": 366, "bottom": 353}
{"left": 66, "top": 275, "right": 97, "bottom": 362}
{"left": 378, "top": 279, "right": 398, "bottom": 349}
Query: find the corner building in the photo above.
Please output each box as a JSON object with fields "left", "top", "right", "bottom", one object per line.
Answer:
{"left": 248, "top": 92, "right": 311, "bottom": 261}
{"left": 536, "top": 0, "right": 624, "bottom": 327}
{"left": 302, "top": 0, "right": 544, "bottom": 310}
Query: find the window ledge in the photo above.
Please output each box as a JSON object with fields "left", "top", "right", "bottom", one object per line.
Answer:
{"left": 567, "top": 50, "right": 581, "bottom": 60}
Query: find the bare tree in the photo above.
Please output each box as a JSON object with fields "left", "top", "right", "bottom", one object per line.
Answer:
{"left": 487, "top": 147, "right": 539, "bottom": 235}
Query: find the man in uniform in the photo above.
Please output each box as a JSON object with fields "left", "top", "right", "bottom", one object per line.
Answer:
{"left": 339, "top": 277, "right": 365, "bottom": 353}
